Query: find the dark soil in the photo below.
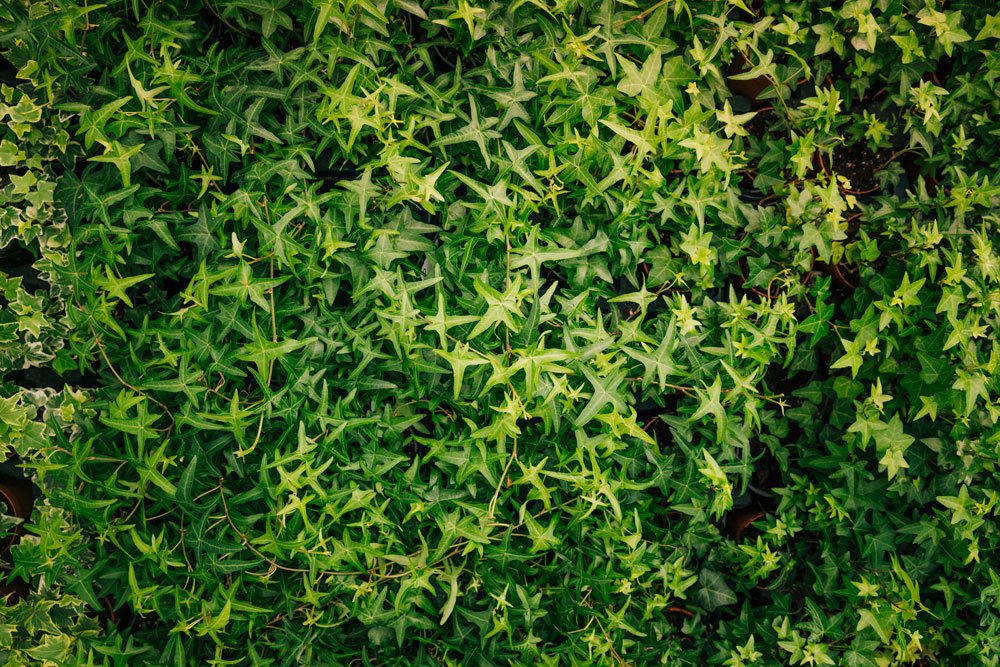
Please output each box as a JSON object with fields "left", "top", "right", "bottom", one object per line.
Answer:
{"left": 403, "top": 438, "right": 430, "bottom": 460}
{"left": 831, "top": 144, "right": 893, "bottom": 193}
{"left": 744, "top": 109, "right": 776, "bottom": 140}
{"left": 641, "top": 413, "right": 676, "bottom": 449}
{"left": 314, "top": 154, "right": 360, "bottom": 183}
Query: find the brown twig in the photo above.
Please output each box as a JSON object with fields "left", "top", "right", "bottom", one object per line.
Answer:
{"left": 216, "top": 480, "right": 363, "bottom": 577}
{"left": 91, "top": 326, "right": 175, "bottom": 430}
{"left": 616, "top": 0, "right": 671, "bottom": 27}
{"left": 488, "top": 441, "right": 518, "bottom": 519}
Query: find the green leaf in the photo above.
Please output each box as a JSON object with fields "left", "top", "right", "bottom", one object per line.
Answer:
{"left": 856, "top": 606, "right": 892, "bottom": 643}
{"left": 693, "top": 569, "right": 736, "bottom": 611}
{"left": 690, "top": 375, "right": 727, "bottom": 440}
{"left": 177, "top": 455, "right": 199, "bottom": 504}
{"left": 469, "top": 276, "right": 526, "bottom": 339}
{"left": 435, "top": 343, "right": 489, "bottom": 400}
{"left": 432, "top": 96, "right": 501, "bottom": 168}
{"left": 872, "top": 415, "right": 915, "bottom": 480}
{"left": 233, "top": 0, "right": 292, "bottom": 37}
{"left": 616, "top": 48, "right": 661, "bottom": 97}
{"left": 573, "top": 364, "right": 628, "bottom": 428}
{"left": 236, "top": 322, "right": 314, "bottom": 377}
{"left": 88, "top": 140, "right": 143, "bottom": 187}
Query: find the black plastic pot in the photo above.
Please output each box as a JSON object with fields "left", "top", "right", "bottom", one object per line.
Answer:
{"left": 0, "top": 576, "right": 29, "bottom": 604}
{"left": 733, "top": 97, "right": 783, "bottom": 205}
{"left": 738, "top": 178, "right": 771, "bottom": 206}
{"left": 791, "top": 80, "right": 817, "bottom": 106}
{"left": 726, "top": 52, "right": 773, "bottom": 108}
{"left": 401, "top": 11, "right": 475, "bottom": 75}
{"left": 4, "top": 366, "right": 101, "bottom": 390}
{"left": 0, "top": 241, "right": 47, "bottom": 294}
{"left": 0, "top": 54, "right": 18, "bottom": 87}
{"left": 98, "top": 596, "right": 138, "bottom": 631}
{"left": 313, "top": 154, "right": 360, "bottom": 183}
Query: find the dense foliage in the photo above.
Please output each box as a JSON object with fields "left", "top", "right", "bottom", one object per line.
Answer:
{"left": 2, "top": 0, "right": 1000, "bottom": 664}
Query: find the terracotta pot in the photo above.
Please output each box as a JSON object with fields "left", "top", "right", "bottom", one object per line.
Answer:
{"left": 726, "top": 508, "right": 767, "bottom": 541}
{"left": 0, "top": 476, "right": 34, "bottom": 554}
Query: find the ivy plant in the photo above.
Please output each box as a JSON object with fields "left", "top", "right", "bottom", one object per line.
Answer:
{"left": 2, "top": 0, "right": 1000, "bottom": 664}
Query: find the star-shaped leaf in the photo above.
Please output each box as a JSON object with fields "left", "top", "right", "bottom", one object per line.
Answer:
{"left": 574, "top": 364, "right": 628, "bottom": 428}
{"left": 435, "top": 342, "right": 489, "bottom": 400}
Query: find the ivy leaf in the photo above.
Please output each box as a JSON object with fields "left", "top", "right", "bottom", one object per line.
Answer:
{"left": 843, "top": 642, "right": 881, "bottom": 667}
{"left": 615, "top": 48, "right": 661, "bottom": 97}
{"left": 574, "top": 364, "right": 628, "bottom": 428}
{"left": 432, "top": 96, "right": 501, "bottom": 168}
{"left": 917, "top": 8, "right": 971, "bottom": 56}
{"left": 469, "top": 276, "right": 526, "bottom": 339}
{"left": 938, "top": 485, "right": 974, "bottom": 525}
{"left": 952, "top": 370, "right": 989, "bottom": 416}
{"left": 831, "top": 336, "right": 865, "bottom": 378}
{"left": 856, "top": 606, "right": 893, "bottom": 643}
{"left": 693, "top": 569, "right": 736, "bottom": 611}
{"left": 177, "top": 455, "right": 199, "bottom": 504}
{"left": 435, "top": 343, "right": 489, "bottom": 400}
{"left": 690, "top": 375, "right": 727, "bottom": 440}
{"left": 177, "top": 205, "right": 221, "bottom": 259}
{"left": 236, "top": 322, "right": 314, "bottom": 378}
{"left": 93, "top": 267, "right": 154, "bottom": 307}
{"left": 623, "top": 319, "right": 684, "bottom": 391}
{"left": 88, "top": 140, "right": 143, "bottom": 187}
{"left": 233, "top": 0, "right": 293, "bottom": 38}
{"left": 715, "top": 100, "right": 756, "bottom": 137}
{"left": 446, "top": 0, "right": 485, "bottom": 38}
{"left": 680, "top": 127, "right": 734, "bottom": 174}
{"left": 799, "top": 218, "right": 847, "bottom": 262}
{"left": 975, "top": 14, "right": 1000, "bottom": 41}
{"left": 75, "top": 96, "right": 132, "bottom": 150}
{"left": 523, "top": 513, "right": 560, "bottom": 552}
{"left": 873, "top": 415, "right": 915, "bottom": 480}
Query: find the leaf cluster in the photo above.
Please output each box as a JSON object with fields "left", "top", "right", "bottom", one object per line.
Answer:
{"left": 1, "top": 0, "right": 1000, "bottom": 665}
